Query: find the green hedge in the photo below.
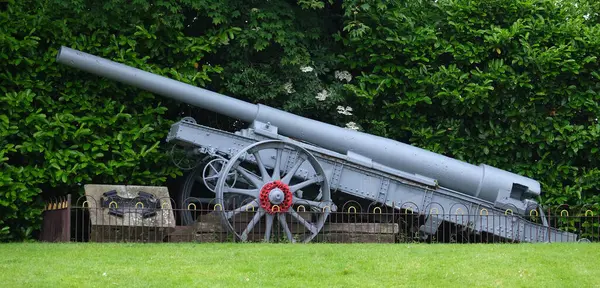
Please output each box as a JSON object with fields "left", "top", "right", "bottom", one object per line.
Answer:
{"left": 339, "top": 0, "right": 600, "bottom": 209}
{"left": 1, "top": 1, "right": 192, "bottom": 240}
{"left": 0, "top": 0, "right": 242, "bottom": 240}
{"left": 1, "top": 0, "right": 599, "bottom": 241}
{"left": 0, "top": 0, "right": 345, "bottom": 241}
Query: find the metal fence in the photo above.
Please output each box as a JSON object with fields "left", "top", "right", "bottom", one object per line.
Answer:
{"left": 40, "top": 194, "right": 71, "bottom": 242}
{"left": 40, "top": 195, "right": 599, "bottom": 244}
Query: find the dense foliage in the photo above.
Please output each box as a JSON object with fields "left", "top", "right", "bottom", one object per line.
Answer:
{"left": 0, "top": 0, "right": 349, "bottom": 241}
{"left": 339, "top": 0, "right": 600, "bottom": 208}
{"left": 1, "top": 0, "right": 599, "bottom": 240}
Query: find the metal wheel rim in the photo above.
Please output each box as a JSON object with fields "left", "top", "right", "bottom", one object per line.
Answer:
{"left": 178, "top": 156, "right": 243, "bottom": 226}
{"left": 215, "top": 140, "right": 333, "bottom": 243}
{"left": 202, "top": 156, "right": 238, "bottom": 193}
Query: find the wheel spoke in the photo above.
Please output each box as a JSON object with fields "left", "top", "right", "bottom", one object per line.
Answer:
{"left": 289, "top": 209, "right": 318, "bottom": 234}
{"left": 253, "top": 152, "right": 271, "bottom": 182}
{"left": 289, "top": 176, "right": 323, "bottom": 192}
{"left": 209, "top": 162, "right": 219, "bottom": 174}
{"left": 224, "top": 200, "right": 260, "bottom": 220}
{"left": 241, "top": 210, "right": 265, "bottom": 241}
{"left": 176, "top": 154, "right": 185, "bottom": 166}
{"left": 224, "top": 187, "right": 259, "bottom": 198}
{"left": 278, "top": 213, "right": 296, "bottom": 243}
{"left": 272, "top": 149, "right": 283, "bottom": 180}
{"left": 235, "top": 166, "right": 263, "bottom": 188}
{"left": 216, "top": 140, "right": 330, "bottom": 243}
{"left": 264, "top": 214, "right": 274, "bottom": 242}
{"left": 203, "top": 174, "right": 220, "bottom": 181}
{"left": 281, "top": 156, "right": 306, "bottom": 184}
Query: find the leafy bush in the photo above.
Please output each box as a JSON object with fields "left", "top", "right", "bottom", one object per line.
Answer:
{"left": 338, "top": 0, "right": 600, "bottom": 210}
{"left": 2, "top": 0, "right": 599, "bottom": 241}
{"left": 0, "top": 0, "right": 228, "bottom": 241}
{"left": 0, "top": 0, "right": 347, "bottom": 241}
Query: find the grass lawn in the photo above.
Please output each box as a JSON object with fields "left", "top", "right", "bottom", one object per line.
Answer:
{"left": 0, "top": 242, "right": 598, "bottom": 287}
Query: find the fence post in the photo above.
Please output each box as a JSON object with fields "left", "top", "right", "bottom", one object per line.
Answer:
{"left": 40, "top": 194, "right": 71, "bottom": 242}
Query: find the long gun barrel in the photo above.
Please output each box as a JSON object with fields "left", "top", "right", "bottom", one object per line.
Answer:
{"left": 56, "top": 46, "right": 541, "bottom": 204}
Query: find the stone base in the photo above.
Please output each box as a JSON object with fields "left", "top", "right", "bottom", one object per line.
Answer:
{"left": 83, "top": 184, "right": 177, "bottom": 243}
{"left": 315, "top": 233, "right": 396, "bottom": 243}
{"left": 90, "top": 225, "right": 175, "bottom": 242}
{"left": 84, "top": 184, "right": 176, "bottom": 229}
{"left": 165, "top": 212, "right": 399, "bottom": 243}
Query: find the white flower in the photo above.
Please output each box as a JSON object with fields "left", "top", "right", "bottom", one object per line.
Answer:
{"left": 283, "top": 81, "right": 295, "bottom": 94}
{"left": 335, "top": 70, "right": 352, "bottom": 82}
{"left": 300, "top": 66, "right": 314, "bottom": 73}
{"left": 315, "top": 89, "right": 330, "bottom": 101}
{"left": 336, "top": 106, "right": 353, "bottom": 115}
{"left": 345, "top": 122, "right": 360, "bottom": 131}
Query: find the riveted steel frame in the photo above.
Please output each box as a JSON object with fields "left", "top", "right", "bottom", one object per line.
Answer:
{"left": 167, "top": 119, "right": 578, "bottom": 243}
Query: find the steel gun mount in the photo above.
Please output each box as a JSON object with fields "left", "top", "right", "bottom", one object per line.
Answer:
{"left": 56, "top": 46, "right": 579, "bottom": 243}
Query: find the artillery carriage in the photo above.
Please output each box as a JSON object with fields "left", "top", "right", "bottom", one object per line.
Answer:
{"left": 56, "top": 46, "right": 580, "bottom": 243}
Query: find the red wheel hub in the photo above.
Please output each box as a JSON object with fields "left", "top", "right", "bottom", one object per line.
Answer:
{"left": 259, "top": 180, "right": 293, "bottom": 214}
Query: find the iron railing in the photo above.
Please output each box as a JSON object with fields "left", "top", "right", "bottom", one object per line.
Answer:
{"left": 40, "top": 195, "right": 599, "bottom": 244}
{"left": 40, "top": 194, "right": 71, "bottom": 242}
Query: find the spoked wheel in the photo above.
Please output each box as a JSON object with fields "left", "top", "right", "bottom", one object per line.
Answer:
{"left": 178, "top": 155, "right": 244, "bottom": 226}
{"left": 170, "top": 143, "right": 204, "bottom": 171}
{"left": 202, "top": 156, "right": 238, "bottom": 192}
{"left": 215, "top": 140, "right": 336, "bottom": 243}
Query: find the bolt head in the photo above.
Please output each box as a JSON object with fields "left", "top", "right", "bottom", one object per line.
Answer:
{"left": 268, "top": 188, "right": 284, "bottom": 205}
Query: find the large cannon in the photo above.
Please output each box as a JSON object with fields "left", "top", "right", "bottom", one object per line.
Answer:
{"left": 56, "top": 46, "right": 579, "bottom": 243}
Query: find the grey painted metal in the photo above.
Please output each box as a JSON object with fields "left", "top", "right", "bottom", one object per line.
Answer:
{"left": 55, "top": 46, "right": 579, "bottom": 243}
{"left": 56, "top": 46, "right": 540, "bottom": 204}
{"left": 215, "top": 140, "right": 334, "bottom": 243}
{"left": 167, "top": 119, "right": 577, "bottom": 242}
{"left": 55, "top": 47, "right": 258, "bottom": 122}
